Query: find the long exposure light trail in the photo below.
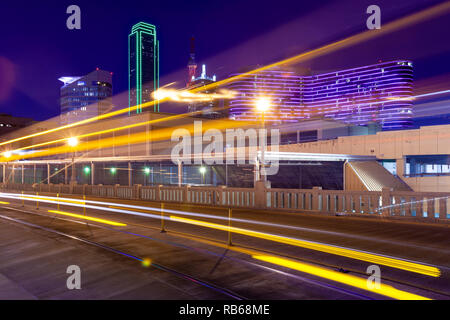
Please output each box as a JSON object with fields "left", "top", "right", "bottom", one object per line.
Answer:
{"left": 0, "top": 118, "right": 251, "bottom": 162}
{"left": 0, "top": 193, "right": 435, "bottom": 300}
{"left": 0, "top": 192, "right": 442, "bottom": 278}
{"left": 169, "top": 215, "right": 441, "bottom": 277}
{"left": 47, "top": 210, "right": 127, "bottom": 226}
{"left": 6, "top": 108, "right": 221, "bottom": 154}
{"left": 252, "top": 255, "right": 430, "bottom": 300}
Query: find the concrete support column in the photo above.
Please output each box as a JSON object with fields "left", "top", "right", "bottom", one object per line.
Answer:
{"left": 381, "top": 187, "right": 392, "bottom": 216}
{"left": 254, "top": 180, "right": 269, "bottom": 209}
{"left": 11, "top": 164, "right": 15, "bottom": 183}
{"left": 254, "top": 160, "right": 260, "bottom": 184}
{"left": 439, "top": 197, "right": 447, "bottom": 219}
{"left": 3, "top": 164, "right": 5, "bottom": 183}
{"left": 33, "top": 164, "right": 36, "bottom": 184}
{"left": 396, "top": 158, "right": 405, "bottom": 177}
{"left": 64, "top": 164, "right": 68, "bottom": 185}
{"left": 91, "top": 162, "right": 95, "bottom": 185}
{"left": 156, "top": 184, "right": 162, "bottom": 202}
{"left": 47, "top": 163, "right": 50, "bottom": 184}
{"left": 70, "top": 156, "right": 76, "bottom": 185}
{"left": 128, "top": 162, "right": 132, "bottom": 187}
{"left": 133, "top": 184, "right": 141, "bottom": 200}
{"left": 312, "top": 186, "right": 322, "bottom": 211}
{"left": 21, "top": 164, "right": 24, "bottom": 184}
{"left": 177, "top": 160, "right": 183, "bottom": 187}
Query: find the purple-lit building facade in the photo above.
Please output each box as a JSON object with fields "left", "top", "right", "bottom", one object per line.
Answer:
{"left": 227, "top": 69, "right": 302, "bottom": 123}
{"left": 228, "top": 60, "right": 414, "bottom": 130}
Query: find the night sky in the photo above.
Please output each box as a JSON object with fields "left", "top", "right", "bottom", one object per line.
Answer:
{"left": 0, "top": 0, "right": 449, "bottom": 120}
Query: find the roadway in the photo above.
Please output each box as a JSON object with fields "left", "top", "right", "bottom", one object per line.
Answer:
{"left": 0, "top": 190, "right": 448, "bottom": 300}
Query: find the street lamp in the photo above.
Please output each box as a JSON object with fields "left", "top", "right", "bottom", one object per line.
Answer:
{"left": 255, "top": 97, "right": 271, "bottom": 182}
{"left": 68, "top": 137, "right": 79, "bottom": 147}
{"left": 144, "top": 167, "right": 151, "bottom": 186}
{"left": 3, "top": 151, "right": 12, "bottom": 184}
{"left": 67, "top": 137, "right": 79, "bottom": 184}
{"left": 199, "top": 166, "right": 206, "bottom": 184}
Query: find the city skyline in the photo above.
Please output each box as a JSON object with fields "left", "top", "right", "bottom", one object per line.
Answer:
{"left": 0, "top": 0, "right": 449, "bottom": 121}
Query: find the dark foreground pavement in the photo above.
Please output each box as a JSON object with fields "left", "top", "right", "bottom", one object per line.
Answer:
{"left": 0, "top": 192, "right": 449, "bottom": 300}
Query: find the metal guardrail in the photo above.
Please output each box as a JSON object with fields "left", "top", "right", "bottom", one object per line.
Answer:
{"left": 1, "top": 182, "right": 449, "bottom": 220}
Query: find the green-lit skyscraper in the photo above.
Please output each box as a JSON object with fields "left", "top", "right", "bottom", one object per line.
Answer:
{"left": 128, "top": 22, "right": 159, "bottom": 113}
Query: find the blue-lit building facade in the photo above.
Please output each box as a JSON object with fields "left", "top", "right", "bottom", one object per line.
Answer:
{"left": 227, "top": 60, "right": 414, "bottom": 130}
{"left": 59, "top": 69, "right": 113, "bottom": 124}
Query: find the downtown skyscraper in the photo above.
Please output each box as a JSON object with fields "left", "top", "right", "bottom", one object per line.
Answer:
{"left": 128, "top": 22, "right": 159, "bottom": 113}
{"left": 227, "top": 60, "right": 413, "bottom": 130}
{"left": 59, "top": 69, "right": 113, "bottom": 124}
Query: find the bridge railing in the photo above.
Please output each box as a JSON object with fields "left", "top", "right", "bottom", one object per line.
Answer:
{"left": 0, "top": 182, "right": 449, "bottom": 221}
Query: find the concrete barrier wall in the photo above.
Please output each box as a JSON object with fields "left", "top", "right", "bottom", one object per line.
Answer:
{"left": 1, "top": 182, "right": 449, "bottom": 222}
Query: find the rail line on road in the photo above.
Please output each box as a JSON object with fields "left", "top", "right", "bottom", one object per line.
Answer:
{"left": 0, "top": 204, "right": 377, "bottom": 300}
{"left": 0, "top": 202, "right": 447, "bottom": 299}
{"left": 0, "top": 209, "right": 247, "bottom": 300}
{"left": 1, "top": 191, "right": 449, "bottom": 299}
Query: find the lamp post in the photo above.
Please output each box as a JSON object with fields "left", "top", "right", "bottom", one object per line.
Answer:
{"left": 3, "top": 151, "right": 12, "bottom": 184}
{"left": 255, "top": 97, "right": 271, "bottom": 182}
{"left": 68, "top": 137, "right": 79, "bottom": 185}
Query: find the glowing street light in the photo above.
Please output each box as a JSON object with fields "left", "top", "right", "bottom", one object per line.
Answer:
{"left": 67, "top": 137, "right": 79, "bottom": 185}
{"left": 255, "top": 97, "right": 271, "bottom": 113}
{"left": 84, "top": 166, "right": 90, "bottom": 174}
{"left": 110, "top": 167, "right": 117, "bottom": 174}
{"left": 199, "top": 166, "right": 206, "bottom": 184}
{"left": 144, "top": 167, "right": 151, "bottom": 174}
{"left": 255, "top": 97, "right": 271, "bottom": 182}
{"left": 3, "top": 151, "right": 12, "bottom": 158}
{"left": 67, "top": 137, "right": 79, "bottom": 147}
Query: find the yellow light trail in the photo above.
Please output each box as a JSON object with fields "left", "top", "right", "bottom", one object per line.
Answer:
{"left": 0, "top": 98, "right": 164, "bottom": 149}
{"left": 169, "top": 215, "right": 441, "bottom": 277}
{"left": 0, "top": 201, "right": 10, "bottom": 205}
{"left": 48, "top": 210, "right": 127, "bottom": 226}
{"left": 154, "top": 226, "right": 431, "bottom": 300}
{"left": 1, "top": 2, "right": 447, "bottom": 150}
{"left": 9, "top": 109, "right": 214, "bottom": 153}
{"left": 253, "top": 255, "right": 430, "bottom": 300}
{"left": 0, "top": 118, "right": 253, "bottom": 162}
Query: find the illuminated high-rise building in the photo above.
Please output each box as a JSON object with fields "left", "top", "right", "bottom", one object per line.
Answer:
{"left": 227, "top": 60, "right": 414, "bottom": 130}
{"left": 227, "top": 68, "right": 303, "bottom": 123}
{"left": 59, "top": 69, "right": 113, "bottom": 124}
{"left": 128, "top": 22, "right": 159, "bottom": 113}
{"left": 300, "top": 60, "right": 413, "bottom": 130}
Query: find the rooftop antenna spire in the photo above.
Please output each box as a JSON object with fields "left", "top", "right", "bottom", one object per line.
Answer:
{"left": 187, "top": 36, "right": 197, "bottom": 86}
